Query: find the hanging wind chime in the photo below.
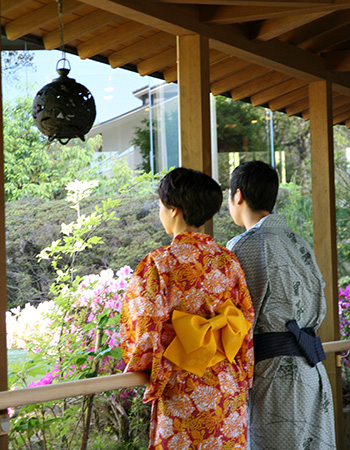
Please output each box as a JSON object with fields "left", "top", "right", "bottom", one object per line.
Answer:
{"left": 32, "top": 0, "right": 96, "bottom": 145}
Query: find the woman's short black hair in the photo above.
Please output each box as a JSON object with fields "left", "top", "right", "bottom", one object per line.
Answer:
{"left": 158, "top": 167, "right": 223, "bottom": 227}
{"left": 229, "top": 160, "right": 279, "bottom": 213}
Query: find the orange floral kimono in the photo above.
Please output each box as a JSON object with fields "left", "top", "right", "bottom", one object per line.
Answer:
{"left": 121, "top": 232, "right": 254, "bottom": 449}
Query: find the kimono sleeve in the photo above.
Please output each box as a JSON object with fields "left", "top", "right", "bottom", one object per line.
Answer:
{"left": 231, "top": 259, "right": 255, "bottom": 389}
{"left": 120, "top": 253, "right": 169, "bottom": 374}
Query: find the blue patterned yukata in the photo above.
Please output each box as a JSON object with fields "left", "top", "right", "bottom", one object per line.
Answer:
{"left": 227, "top": 214, "right": 336, "bottom": 450}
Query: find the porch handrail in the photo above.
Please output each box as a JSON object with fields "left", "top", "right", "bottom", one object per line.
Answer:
{"left": 323, "top": 339, "right": 350, "bottom": 353}
{"left": 0, "top": 371, "right": 149, "bottom": 411}
{"left": 0, "top": 339, "right": 349, "bottom": 411}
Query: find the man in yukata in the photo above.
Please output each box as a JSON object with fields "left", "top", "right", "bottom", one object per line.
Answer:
{"left": 227, "top": 160, "right": 336, "bottom": 450}
{"left": 121, "top": 167, "right": 254, "bottom": 449}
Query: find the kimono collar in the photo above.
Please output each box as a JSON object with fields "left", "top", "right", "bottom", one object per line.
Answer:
{"left": 171, "top": 231, "right": 213, "bottom": 245}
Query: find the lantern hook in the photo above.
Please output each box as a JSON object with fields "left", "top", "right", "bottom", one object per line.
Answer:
{"left": 56, "top": 57, "right": 71, "bottom": 73}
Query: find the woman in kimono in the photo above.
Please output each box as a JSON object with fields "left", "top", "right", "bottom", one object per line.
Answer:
{"left": 227, "top": 160, "right": 336, "bottom": 450}
{"left": 121, "top": 167, "right": 254, "bottom": 449}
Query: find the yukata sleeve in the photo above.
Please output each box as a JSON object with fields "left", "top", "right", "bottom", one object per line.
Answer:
{"left": 120, "top": 254, "right": 174, "bottom": 402}
{"left": 232, "top": 262, "right": 255, "bottom": 389}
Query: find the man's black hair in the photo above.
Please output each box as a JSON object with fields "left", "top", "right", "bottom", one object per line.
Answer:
{"left": 229, "top": 160, "right": 279, "bottom": 213}
{"left": 158, "top": 167, "right": 223, "bottom": 227}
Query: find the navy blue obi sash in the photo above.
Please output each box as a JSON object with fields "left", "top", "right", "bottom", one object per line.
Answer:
{"left": 254, "top": 320, "right": 326, "bottom": 367}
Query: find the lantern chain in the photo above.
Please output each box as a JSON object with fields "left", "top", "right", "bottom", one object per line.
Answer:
{"left": 56, "top": 0, "right": 68, "bottom": 69}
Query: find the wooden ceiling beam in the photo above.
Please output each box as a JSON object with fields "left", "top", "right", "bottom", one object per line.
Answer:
{"left": 43, "top": 10, "right": 119, "bottom": 50}
{"left": 230, "top": 71, "right": 290, "bottom": 101}
{"left": 5, "top": 1, "right": 82, "bottom": 41}
{"left": 109, "top": 32, "right": 175, "bottom": 68}
{"left": 210, "top": 57, "right": 250, "bottom": 82}
{"left": 324, "top": 51, "right": 350, "bottom": 72}
{"left": 345, "top": 119, "right": 350, "bottom": 128}
{"left": 252, "top": 2, "right": 350, "bottom": 41}
{"left": 164, "top": 56, "right": 245, "bottom": 84}
{"left": 302, "top": 94, "right": 347, "bottom": 120}
{"left": 305, "top": 107, "right": 350, "bottom": 124}
{"left": 137, "top": 47, "right": 176, "bottom": 76}
{"left": 77, "top": 21, "right": 151, "bottom": 59}
{"left": 285, "top": 92, "right": 343, "bottom": 116}
{"left": 77, "top": 0, "right": 199, "bottom": 35}
{"left": 1, "top": 0, "right": 30, "bottom": 15}
{"left": 208, "top": 50, "right": 232, "bottom": 65}
{"left": 251, "top": 78, "right": 306, "bottom": 106}
{"left": 285, "top": 98, "right": 309, "bottom": 116}
{"left": 163, "top": 49, "right": 227, "bottom": 83}
{"left": 200, "top": 6, "right": 306, "bottom": 25}
{"left": 279, "top": 10, "right": 350, "bottom": 45}
{"left": 211, "top": 65, "right": 271, "bottom": 95}
{"left": 268, "top": 85, "right": 308, "bottom": 111}
{"left": 209, "top": 26, "right": 333, "bottom": 84}
{"left": 251, "top": 12, "right": 330, "bottom": 42}
{"left": 151, "top": 0, "right": 333, "bottom": 4}
{"left": 333, "top": 109, "right": 350, "bottom": 125}
{"left": 163, "top": 65, "right": 177, "bottom": 83}
{"left": 330, "top": 94, "right": 348, "bottom": 108}
{"left": 300, "top": 24, "right": 350, "bottom": 52}
{"left": 332, "top": 102, "right": 350, "bottom": 116}
{"left": 77, "top": 0, "right": 350, "bottom": 94}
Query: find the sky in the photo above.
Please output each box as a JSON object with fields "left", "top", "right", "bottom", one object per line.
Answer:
{"left": 1, "top": 49, "right": 161, "bottom": 124}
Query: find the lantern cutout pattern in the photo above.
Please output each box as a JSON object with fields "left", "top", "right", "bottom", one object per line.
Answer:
{"left": 32, "top": 58, "right": 96, "bottom": 145}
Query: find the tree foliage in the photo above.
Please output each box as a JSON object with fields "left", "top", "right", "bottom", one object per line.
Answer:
{"left": 131, "top": 110, "right": 178, "bottom": 173}
{"left": 3, "top": 95, "right": 103, "bottom": 201}
{"left": 1, "top": 51, "right": 35, "bottom": 79}
{"left": 130, "top": 118, "right": 157, "bottom": 173}
{"left": 7, "top": 182, "right": 151, "bottom": 449}
{"left": 6, "top": 164, "right": 168, "bottom": 309}
{"left": 216, "top": 96, "right": 267, "bottom": 154}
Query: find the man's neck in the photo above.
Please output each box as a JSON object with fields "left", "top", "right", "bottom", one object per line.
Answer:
{"left": 244, "top": 210, "right": 270, "bottom": 231}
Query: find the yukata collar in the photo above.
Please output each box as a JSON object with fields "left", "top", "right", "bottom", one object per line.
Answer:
{"left": 249, "top": 214, "right": 271, "bottom": 232}
{"left": 171, "top": 231, "right": 212, "bottom": 245}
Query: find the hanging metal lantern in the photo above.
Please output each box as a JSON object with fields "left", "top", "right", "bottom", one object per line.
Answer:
{"left": 32, "top": 58, "right": 96, "bottom": 145}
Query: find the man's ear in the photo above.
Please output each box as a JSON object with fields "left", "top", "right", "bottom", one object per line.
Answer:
{"left": 235, "top": 188, "right": 244, "bottom": 205}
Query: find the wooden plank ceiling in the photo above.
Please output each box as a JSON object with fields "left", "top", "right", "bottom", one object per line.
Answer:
{"left": 2, "top": 0, "right": 350, "bottom": 125}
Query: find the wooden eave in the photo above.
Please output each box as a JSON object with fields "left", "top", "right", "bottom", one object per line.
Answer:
{"left": 2, "top": 0, "right": 350, "bottom": 124}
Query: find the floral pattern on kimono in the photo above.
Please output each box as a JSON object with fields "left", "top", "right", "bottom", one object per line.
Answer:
{"left": 121, "top": 232, "right": 254, "bottom": 449}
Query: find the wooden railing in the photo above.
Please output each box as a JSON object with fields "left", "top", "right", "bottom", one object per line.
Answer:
{"left": 323, "top": 339, "right": 350, "bottom": 354}
{"left": 0, "top": 371, "right": 149, "bottom": 411}
{"left": 0, "top": 339, "right": 349, "bottom": 434}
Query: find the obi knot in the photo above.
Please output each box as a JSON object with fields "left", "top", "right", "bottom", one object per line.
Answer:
{"left": 163, "top": 299, "right": 251, "bottom": 376}
{"left": 286, "top": 319, "right": 325, "bottom": 367}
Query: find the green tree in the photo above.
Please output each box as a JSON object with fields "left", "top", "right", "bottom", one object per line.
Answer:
{"left": 3, "top": 95, "right": 102, "bottom": 201}
{"left": 5, "top": 164, "right": 167, "bottom": 309}
{"left": 216, "top": 96, "right": 267, "bottom": 155}
{"left": 215, "top": 96, "right": 269, "bottom": 188}
{"left": 1, "top": 51, "right": 35, "bottom": 79}
{"left": 272, "top": 111, "right": 310, "bottom": 186}
{"left": 131, "top": 118, "right": 157, "bottom": 173}
{"left": 8, "top": 181, "right": 150, "bottom": 449}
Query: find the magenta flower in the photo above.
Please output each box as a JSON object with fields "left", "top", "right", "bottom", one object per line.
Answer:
{"left": 28, "top": 372, "right": 54, "bottom": 388}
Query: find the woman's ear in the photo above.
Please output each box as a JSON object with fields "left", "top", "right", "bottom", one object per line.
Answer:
{"left": 171, "top": 206, "right": 181, "bottom": 218}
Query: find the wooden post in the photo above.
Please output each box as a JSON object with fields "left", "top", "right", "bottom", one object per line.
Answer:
{"left": 0, "top": 14, "right": 9, "bottom": 449}
{"left": 309, "top": 80, "right": 344, "bottom": 449}
{"left": 177, "top": 34, "right": 211, "bottom": 173}
{"left": 176, "top": 34, "right": 213, "bottom": 234}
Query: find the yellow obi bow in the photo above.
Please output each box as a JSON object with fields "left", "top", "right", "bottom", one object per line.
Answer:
{"left": 164, "top": 299, "right": 251, "bottom": 377}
